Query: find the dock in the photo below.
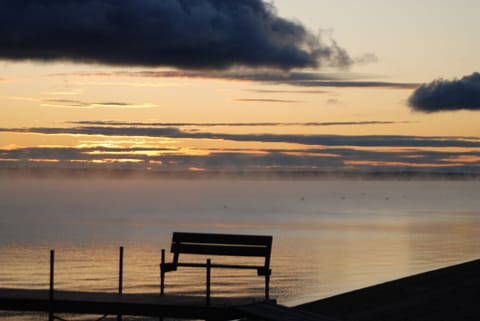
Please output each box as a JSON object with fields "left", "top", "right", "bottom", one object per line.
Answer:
{"left": 0, "top": 288, "right": 255, "bottom": 320}
{"left": 0, "top": 288, "right": 331, "bottom": 321}
{"left": 4, "top": 249, "right": 480, "bottom": 321}
{"left": 0, "top": 245, "right": 332, "bottom": 321}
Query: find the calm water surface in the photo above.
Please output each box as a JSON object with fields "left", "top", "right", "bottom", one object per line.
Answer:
{"left": 1, "top": 178, "right": 480, "bottom": 320}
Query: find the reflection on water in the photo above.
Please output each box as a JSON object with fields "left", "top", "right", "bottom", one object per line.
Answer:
{"left": 1, "top": 178, "right": 480, "bottom": 319}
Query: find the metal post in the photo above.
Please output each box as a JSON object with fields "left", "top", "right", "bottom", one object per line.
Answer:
{"left": 159, "top": 249, "right": 166, "bottom": 321}
{"left": 49, "top": 249, "right": 54, "bottom": 321}
{"left": 265, "top": 274, "right": 270, "bottom": 300}
{"left": 117, "top": 246, "right": 124, "bottom": 321}
{"left": 160, "top": 249, "right": 165, "bottom": 296}
{"left": 206, "top": 259, "right": 211, "bottom": 306}
{"left": 118, "top": 246, "right": 124, "bottom": 295}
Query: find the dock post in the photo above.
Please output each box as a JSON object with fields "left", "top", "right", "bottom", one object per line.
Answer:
{"left": 159, "top": 249, "right": 166, "bottom": 321}
{"left": 206, "top": 259, "right": 211, "bottom": 306}
{"left": 119, "top": 246, "right": 124, "bottom": 294}
{"left": 160, "top": 249, "right": 165, "bottom": 296}
{"left": 265, "top": 274, "right": 270, "bottom": 300}
{"left": 118, "top": 246, "right": 124, "bottom": 321}
{"left": 49, "top": 249, "right": 54, "bottom": 321}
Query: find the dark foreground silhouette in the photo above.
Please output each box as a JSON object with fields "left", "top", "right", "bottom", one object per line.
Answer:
{"left": 296, "top": 259, "right": 480, "bottom": 321}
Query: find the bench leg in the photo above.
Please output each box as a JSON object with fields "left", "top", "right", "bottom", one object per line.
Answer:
{"left": 49, "top": 250, "right": 55, "bottom": 321}
{"left": 160, "top": 249, "right": 165, "bottom": 296}
{"left": 206, "top": 259, "right": 211, "bottom": 306}
{"left": 265, "top": 274, "right": 270, "bottom": 300}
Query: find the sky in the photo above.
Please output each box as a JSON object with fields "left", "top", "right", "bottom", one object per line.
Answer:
{"left": 1, "top": 0, "right": 480, "bottom": 174}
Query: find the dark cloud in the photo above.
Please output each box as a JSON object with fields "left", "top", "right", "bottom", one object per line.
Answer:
{"left": 0, "top": 0, "right": 352, "bottom": 70}
{"left": 65, "top": 70, "right": 418, "bottom": 89}
{"left": 408, "top": 72, "right": 480, "bottom": 112}
{"left": 166, "top": 70, "right": 420, "bottom": 88}
{"left": 2, "top": 125, "right": 480, "bottom": 148}
{"left": 294, "top": 80, "right": 417, "bottom": 89}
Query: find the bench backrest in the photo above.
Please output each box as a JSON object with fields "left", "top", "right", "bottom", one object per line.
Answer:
{"left": 170, "top": 232, "right": 272, "bottom": 268}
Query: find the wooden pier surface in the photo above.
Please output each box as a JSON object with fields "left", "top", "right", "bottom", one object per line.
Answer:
{"left": 0, "top": 288, "right": 331, "bottom": 321}
{"left": 0, "top": 288, "right": 255, "bottom": 320}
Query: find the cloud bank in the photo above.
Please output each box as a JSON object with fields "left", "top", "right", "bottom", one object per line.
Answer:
{"left": 1, "top": 144, "right": 480, "bottom": 174}
{"left": 65, "top": 70, "right": 418, "bottom": 89}
{"left": 2, "top": 123, "right": 480, "bottom": 173}
{"left": 2, "top": 125, "right": 480, "bottom": 148}
{"left": 408, "top": 72, "right": 480, "bottom": 112}
{"left": 0, "top": 0, "right": 351, "bottom": 70}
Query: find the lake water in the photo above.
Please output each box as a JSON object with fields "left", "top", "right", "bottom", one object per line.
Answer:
{"left": 1, "top": 178, "right": 480, "bottom": 320}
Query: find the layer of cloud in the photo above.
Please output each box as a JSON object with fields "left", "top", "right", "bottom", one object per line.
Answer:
{"left": 1, "top": 145, "right": 479, "bottom": 174}
{"left": 2, "top": 125, "right": 480, "bottom": 148}
{"left": 408, "top": 72, "right": 480, "bottom": 112}
{"left": 246, "top": 89, "right": 328, "bottom": 94}
{"left": 234, "top": 98, "right": 302, "bottom": 103}
{"left": 64, "top": 70, "right": 418, "bottom": 89}
{"left": 41, "top": 99, "right": 157, "bottom": 109}
{"left": 70, "top": 120, "right": 407, "bottom": 127}
{"left": 0, "top": 0, "right": 351, "bottom": 70}
{"left": 1, "top": 121, "right": 479, "bottom": 174}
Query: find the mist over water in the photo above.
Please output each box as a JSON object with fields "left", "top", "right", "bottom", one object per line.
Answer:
{"left": 1, "top": 177, "right": 480, "bottom": 319}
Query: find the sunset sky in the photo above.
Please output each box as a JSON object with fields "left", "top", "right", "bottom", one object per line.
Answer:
{"left": 1, "top": 0, "right": 480, "bottom": 173}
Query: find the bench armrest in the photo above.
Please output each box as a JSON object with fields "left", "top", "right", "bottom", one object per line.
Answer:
{"left": 257, "top": 267, "right": 271, "bottom": 276}
{"left": 161, "top": 262, "right": 178, "bottom": 272}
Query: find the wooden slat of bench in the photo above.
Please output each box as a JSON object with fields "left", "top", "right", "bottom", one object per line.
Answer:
{"left": 177, "top": 262, "right": 262, "bottom": 270}
{"left": 173, "top": 232, "right": 272, "bottom": 247}
{"left": 171, "top": 243, "right": 269, "bottom": 257}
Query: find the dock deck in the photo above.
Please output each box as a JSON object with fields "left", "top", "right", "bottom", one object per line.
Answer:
{"left": 0, "top": 288, "right": 331, "bottom": 321}
{"left": 0, "top": 243, "right": 336, "bottom": 321}
{"left": 0, "top": 288, "right": 254, "bottom": 320}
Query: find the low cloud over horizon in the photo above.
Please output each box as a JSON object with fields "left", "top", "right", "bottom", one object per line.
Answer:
{"left": 1, "top": 138, "right": 480, "bottom": 174}
{"left": 59, "top": 70, "right": 418, "bottom": 89}
{"left": 2, "top": 123, "right": 480, "bottom": 148}
{"left": 409, "top": 72, "right": 480, "bottom": 112}
{"left": 70, "top": 120, "right": 405, "bottom": 127}
{"left": 1, "top": 121, "right": 480, "bottom": 173}
{"left": 0, "top": 0, "right": 352, "bottom": 70}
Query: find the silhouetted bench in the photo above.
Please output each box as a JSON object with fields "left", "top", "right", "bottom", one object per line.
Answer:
{"left": 160, "top": 232, "right": 273, "bottom": 303}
